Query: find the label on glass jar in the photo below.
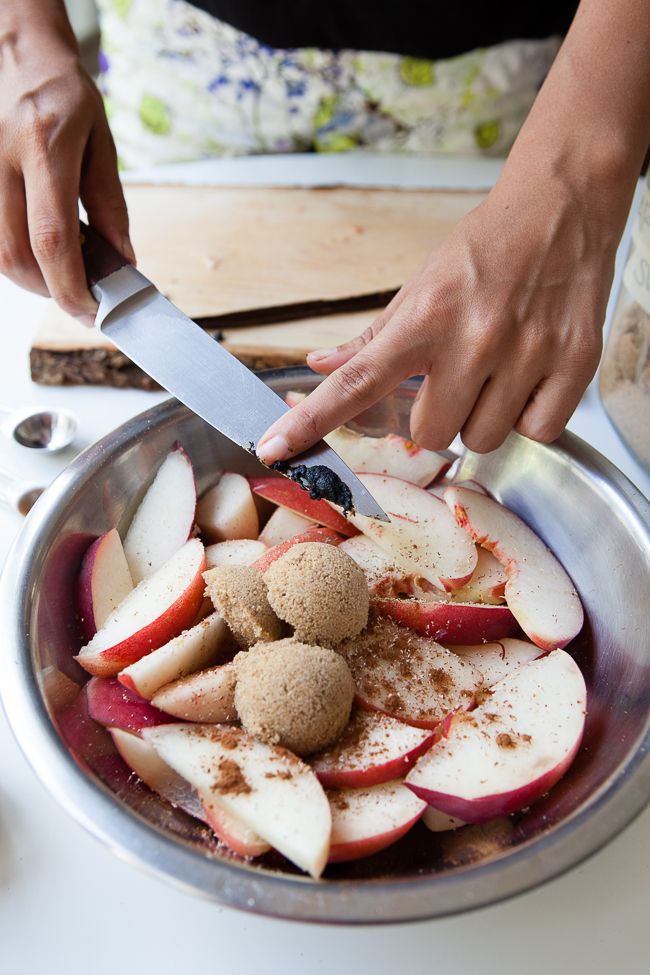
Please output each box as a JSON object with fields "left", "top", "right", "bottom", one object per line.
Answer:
{"left": 624, "top": 177, "right": 650, "bottom": 314}
{"left": 623, "top": 238, "right": 650, "bottom": 315}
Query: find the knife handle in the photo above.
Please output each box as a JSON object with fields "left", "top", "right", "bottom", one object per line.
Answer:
{"left": 80, "top": 222, "right": 131, "bottom": 288}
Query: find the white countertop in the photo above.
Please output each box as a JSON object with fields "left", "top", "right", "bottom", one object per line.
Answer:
{"left": 2, "top": 155, "right": 650, "bottom": 975}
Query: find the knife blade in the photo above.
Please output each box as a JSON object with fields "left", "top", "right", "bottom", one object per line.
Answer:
{"left": 80, "top": 223, "right": 389, "bottom": 521}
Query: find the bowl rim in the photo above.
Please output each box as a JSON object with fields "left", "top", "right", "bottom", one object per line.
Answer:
{"left": 3, "top": 375, "right": 650, "bottom": 924}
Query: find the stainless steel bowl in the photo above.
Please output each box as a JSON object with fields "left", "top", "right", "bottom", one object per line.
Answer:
{"left": 2, "top": 368, "right": 650, "bottom": 924}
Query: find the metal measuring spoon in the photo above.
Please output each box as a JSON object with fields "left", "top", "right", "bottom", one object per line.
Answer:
{"left": 0, "top": 404, "right": 77, "bottom": 452}
{"left": 0, "top": 466, "right": 44, "bottom": 516}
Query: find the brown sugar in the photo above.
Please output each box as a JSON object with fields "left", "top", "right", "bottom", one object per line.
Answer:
{"left": 203, "top": 565, "right": 285, "bottom": 647}
{"left": 264, "top": 542, "right": 369, "bottom": 647}
{"left": 234, "top": 638, "right": 356, "bottom": 756}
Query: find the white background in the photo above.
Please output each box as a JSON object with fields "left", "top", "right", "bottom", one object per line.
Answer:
{"left": 1, "top": 156, "right": 650, "bottom": 973}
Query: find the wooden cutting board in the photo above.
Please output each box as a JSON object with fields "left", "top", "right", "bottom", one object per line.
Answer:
{"left": 117, "top": 182, "right": 486, "bottom": 321}
{"left": 30, "top": 303, "right": 378, "bottom": 388}
{"left": 30, "top": 182, "right": 486, "bottom": 387}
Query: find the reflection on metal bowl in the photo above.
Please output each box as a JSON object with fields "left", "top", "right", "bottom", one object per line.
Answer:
{"left": 2, "top": 367, "right": 650, "bottom": 924}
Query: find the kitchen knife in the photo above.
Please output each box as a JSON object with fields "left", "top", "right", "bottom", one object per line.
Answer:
{"left": 80, "top": 223, "right": 389, "bottom": 521}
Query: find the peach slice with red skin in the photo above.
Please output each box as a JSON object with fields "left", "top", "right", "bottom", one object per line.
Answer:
{"left": 152, "top": 660, "right": 237, "bottom": 722}
{"left": 338, "top": 534, "right": 425, "bottom": 597}
{"left": 251, "top": 525, "right": 341, "bottom": 573}
{"left": 443, "top": 486, "right": 584, "bottom": 650}
{"left": 143, "top": 723, "right": 332, "bottom": 878}
{"left": 57, "top": 686, "right": 116, "bottom": 760}
{"left": 309, "top": 709, "right": 438, "bottom": 789}
{"left": 87, "top": 677, "right": 176, "bottom": 733}
{"left": 323, "top": 426, "right": 451, "bottom": 488}
{"left": 347, "top": 474, "right": 477, "bottom": 591}
{"left": 196, "top": 471, "right": 259, "bottom": 544}
{"left": 77, "top": 528, "right": 134, "bottom": 641}
{"left": 110, "top": 727, "right": 270, "bottom": 857}
{"left": 405, "top": 650, "right": 587, "bottom": 823}
{"left": 204, "top": 538, "right": 268, "bottom": 569}
{"left": 110, "top": 727, "right": 205, "bottom": 819}
{"left": 118, "top": 612, "right": 235, "bottom": 700}
{"left": 199, "top": 795, "right": 272, "bottom": 858}
{"left": 421, "top": 805, "right": 467, "bottom": 832}
{"left": 340, "top": 617, "right": 483, "bottom": 729}
{"left": 248, "top": 476, "right": 357, "bottom": 536}
{"left": 327, "top": 781, "right": 427, "bottom": 863}
{"left": 284, "top": 390, "right": 450, "bottom": 487}
{"left": 449, "top": 637, "right": 541, "bottom": 687}
{"left": 123, "top": 442, "right": 197, "bottom": 585}
{"left": 284, "top": 390, "right": 306, "bottom": 408}
{"left": 257, "top": 506, "right": 316, "bottom": 548}
{"left": 450, "top": 547, "right": 507, "bottom": 604}
{"left": 373, "top": 598, "right": 519, "bottom": 646}
{"left": 75, "top": 539, "right": 207, "bottom": 677}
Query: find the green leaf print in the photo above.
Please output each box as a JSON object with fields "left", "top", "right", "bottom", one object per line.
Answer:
{"left": 139, "top": 94, "right": 171, "bottom": 136}
{"left": 315, "top": 133, "right": 359, "bottom": 152}
{"left": 474, "top": 119, "right": 501, "bottom": 150}
{"left": 399, "top": 57, "right": 435, "bottom": 87}
{"left": 314, "top": 94, "right": 340, "bottom": 130}
{"left": 205, "top": 137, "right": 227, "bottom": 155}
{"left": 112, "top": 0, "right": 131, "bottom": 17}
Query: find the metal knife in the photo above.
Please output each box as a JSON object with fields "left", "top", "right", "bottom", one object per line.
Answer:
{"left": 80, "top": 223, "right": 389, "bottom": 521}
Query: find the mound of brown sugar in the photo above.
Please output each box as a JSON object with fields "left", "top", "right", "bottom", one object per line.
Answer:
{"left": 234, "top": 638, "right": 356, "bottom": 755}
{"left": 265, "top": 542, "right": 369, "bottom": 647}
{"left": 203, "top": 565, "right": 285, "bottom": 647}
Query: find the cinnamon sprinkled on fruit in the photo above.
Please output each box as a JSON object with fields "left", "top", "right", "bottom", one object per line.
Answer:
{"left": 213, "top": 758, "right": 251, "bottom": 795}
{"left": 218, "top": 728, "right": 241, "bottom": 750}
{"left": 339, "top": 613, "right": 482, "bottom": 725}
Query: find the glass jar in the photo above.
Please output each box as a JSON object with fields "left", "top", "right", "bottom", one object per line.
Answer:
{"left": 600, "top": 177, "right": 650, "bottom": 473}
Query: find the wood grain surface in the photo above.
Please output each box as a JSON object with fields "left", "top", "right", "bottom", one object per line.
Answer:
{"left": 120, "top": 183, "right": 485, "bottom": 319}
{"left": 30, "top": 302, "right": 377, "bottom": 386}
{"left": 30, "top": 182, "right": 486, "bottom": 387}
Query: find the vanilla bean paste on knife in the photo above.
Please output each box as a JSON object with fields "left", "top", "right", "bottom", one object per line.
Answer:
{"left": 270, "top": 461, "right": 354, "bottom": 514}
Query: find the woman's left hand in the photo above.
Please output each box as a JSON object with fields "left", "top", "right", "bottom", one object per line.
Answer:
{"left": 256, "top": 0, "right": 650, "bottom": 465}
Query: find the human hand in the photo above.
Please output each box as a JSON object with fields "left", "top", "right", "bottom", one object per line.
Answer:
{"left": 257, "top": 173, "right": 615, "bottom": 461}
{"left": 256, "top": 0, "right": 650, "bottom": 463}
{"left": 0, "top": 0, "right": 133, "bottom": 324}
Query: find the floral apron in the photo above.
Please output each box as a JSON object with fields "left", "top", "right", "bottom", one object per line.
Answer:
{"left": 97, "top": 0, "right": 561, "bottom": 169}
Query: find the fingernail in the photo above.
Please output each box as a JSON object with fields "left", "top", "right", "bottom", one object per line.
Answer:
{"left": 256, "top": 435, "right": 289, "bottom": 464}
{"left": 78, "top": 313, "right": 97, "bottom": 329}
{"left": 307, "top": 347, "right": 337, "bottom": 362}
{"left": 121, "top": 236, "right": 137, "bottom": 265}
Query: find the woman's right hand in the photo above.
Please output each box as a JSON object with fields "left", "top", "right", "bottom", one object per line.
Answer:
{"left": 0, "top": 0, "right": 133, "bottom": 324}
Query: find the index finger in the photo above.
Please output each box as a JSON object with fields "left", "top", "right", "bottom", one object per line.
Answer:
{"left": 24, "top": 152, "right": 98, "bottom": 324}
{"left": 256, "top": 323, "right": 423, "bottom": 464}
